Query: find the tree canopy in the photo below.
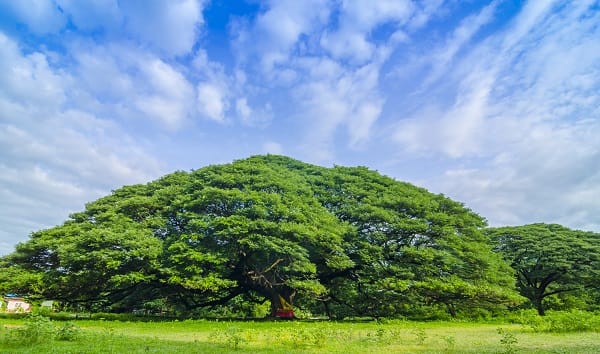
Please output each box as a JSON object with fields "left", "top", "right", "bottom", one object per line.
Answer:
{"left": 5, "top": 155, "right": 518, "bottom": 318}
{"left": 487, "top": 223, "right": 600, "bottom": 315}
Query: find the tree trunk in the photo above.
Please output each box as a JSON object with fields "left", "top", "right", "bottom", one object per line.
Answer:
{"left": 322, "top": 301, "right": 333, "bottom": 320}
{"left": 269, "top": 293, "right": 283, "bottom": 317}
{"left": 446, "top": 303, "right": 457, "bottom": 318}
{"left": 533, "top": 296, "right": 545, "bottom": 316}
{"left": 268, "top": 289, "right": 295, "bottom": 318}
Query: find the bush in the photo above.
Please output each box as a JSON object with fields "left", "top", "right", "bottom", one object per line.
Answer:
{"left": 16, "top": 314, "right": 55, "bottom": 344}
{"left": 497, "top": 327, "right": 518, "bottom": 354}
{"left": 0, "top": 314, "right": 82, "bottom": 346}
{"left": 528, "top": 310, "right": 600, "bottom": 333}
{"left": 56, "top": 322, "right": 81, "bottom": 341}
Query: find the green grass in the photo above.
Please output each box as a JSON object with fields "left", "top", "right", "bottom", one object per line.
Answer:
{"left": 1, "top": 317, "right": 599, "bottom": 353}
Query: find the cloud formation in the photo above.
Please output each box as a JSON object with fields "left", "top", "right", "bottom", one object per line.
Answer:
{"left": 1, "top": 0, "right": 599, "bottom": 255}
{"left": 230, "top": 0, "right": 446, "bottom": 162}
{"left": 0, "top": 33, "right": 163, "bottom": 254}
{"left": 392, "top": 0, "right": 600, "bottom": 229}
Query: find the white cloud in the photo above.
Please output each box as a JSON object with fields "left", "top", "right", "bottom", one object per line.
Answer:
{"left": 0, "top": 0, "right": 66, "bottom": 34}
{"left": 320, "top": 31, "right": 374, "bottom": 65}
{"left": 68, "top": 43, "right": 197, "bottom": 129}
{"left": 231, "top": 0, "right": 414, "bottom": 162}
{"left": 57, "top": 0, "right": 122, "bottom": 31}
{"left": 407, "top": 0, "right": 445, "bottom": 30}
{"left": 0, "top": 33, "right": 163, "bottom": 255}
{"left": 498, "top": 0, "right": 558, "bottom": 52}
{"left": 0, "top": 33, "right": 65, "bottom": 107}
{"left": 394, "top": 71, "right": 493, "bottom": 158}
{"left": 292, "top": 56, "right": 384, "bottom": 161}
{"left": 120, "top": 0, "right": 205, "bottom": 56}
{"left": 0, "top": 1, "right": 209, "bottom": 255}
{"left": 136, "top": 58, "right": 195, "bottom": 128}
{"left": 417, "top": 1, "right": 498, "bottom": 90}
{"left": 72, "top": 46, "right": 134, "bottom": 101}
{"left": 197, "top": 82, "right": 228, "bottom": 123}
{"left": 321, "top": 0, "right": 414, "bottom": 64}
{"left": 340, "top": 0, "right": 414, "bottom": 30}
{"left": 228, "top": 0, "right": 451, "bottom": 162}
{"left": 233, "top": 0, "right": 331, "bottom": 73}
{"left": 437, "top": 120, "right": 600, "bottom": 231}
{"left": 2, "top": 0, "right": 206, "bottom": 56}
{"left": 9, "top": 0, "right": 205, "bottom": 57}
{"left": 192, "top": 49, "right": 244, "bottom": 124}
{"left": 236, "top": 98, "right": 252, "bottom": 121}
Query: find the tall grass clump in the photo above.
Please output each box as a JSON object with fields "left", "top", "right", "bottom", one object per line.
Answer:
{"left": 289, "top": 326, "right": 328, "bottom": 347}
{"left": 210, "top": 326, "right": 247, "bottom": 350}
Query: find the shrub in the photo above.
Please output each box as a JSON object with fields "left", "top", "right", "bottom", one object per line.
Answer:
{"left": 17, "top": 314, "right": 56, "bottom": 345}
{"left": 56, "top": 322, "right": 81, "bottom": 341}
{"left": 497, "top": 327, "right": 518, "bottom": 354}
{"left": 0, "top": 314, "right": 82, "bottom": 346}
{"left": 529, "top": 310, "right": 600, "bottom": 333}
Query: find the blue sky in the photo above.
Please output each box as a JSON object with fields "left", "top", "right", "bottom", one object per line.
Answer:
{"left": 1, "top": 0, "right": 599, "bottom": 255}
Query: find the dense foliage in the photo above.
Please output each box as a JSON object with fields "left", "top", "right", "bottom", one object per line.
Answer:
{"left": 487, "top": 224, "right": 600, "bottom": 315}
{"left": 4, "top": 155, "right": 519, "bottom": 318}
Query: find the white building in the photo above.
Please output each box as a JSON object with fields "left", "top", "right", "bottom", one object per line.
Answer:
{"left": 3, "top": 297, "right": 32, "bottom": 313}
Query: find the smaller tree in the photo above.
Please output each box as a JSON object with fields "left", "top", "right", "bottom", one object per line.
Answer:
{"left": 487, "top": 223, "right": 600, "bottom": 315}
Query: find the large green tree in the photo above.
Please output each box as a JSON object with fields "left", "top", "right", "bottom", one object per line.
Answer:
{"left": 487, "top": 223, "right": 600, "bottom": 315}
{"left": 300, "top": 163, "right": 518, "bottom": 318}
{"left": 5, "top": 155, "right": 518, "bottom": 318}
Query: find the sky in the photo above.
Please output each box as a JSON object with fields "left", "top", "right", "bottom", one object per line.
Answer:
{"left": 1, "top": 0, "right": 599, "bottom": 255}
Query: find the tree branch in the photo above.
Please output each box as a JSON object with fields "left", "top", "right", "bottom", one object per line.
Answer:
{"left": 541, "top": 287, "right": 580, "bottom": 298}
{"left": 192, "top": 287, "right": 244, "bottom": 308}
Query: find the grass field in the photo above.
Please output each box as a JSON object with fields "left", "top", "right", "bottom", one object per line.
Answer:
{"left": 1, "top": 316, "right": 599, "bottom": 353}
